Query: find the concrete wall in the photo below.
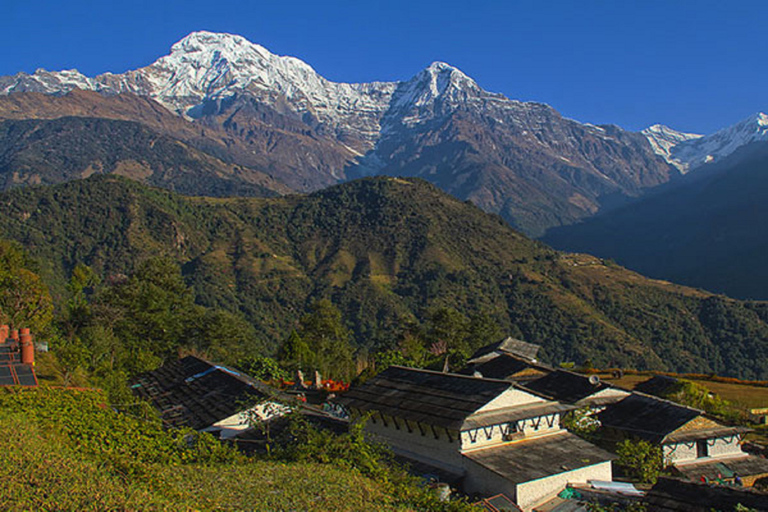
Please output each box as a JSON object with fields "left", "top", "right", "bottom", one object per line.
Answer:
{"left": 365, "top": 416, "right": 464, "bottom": 474}
{"left": 462, "top": 455, "right": 518, "bottom": 500}
{"left": 463, "top": 455, "right": 612, "bottom": 512}
{"left": 515, "top": 461, "right": 613, "bottom": 511}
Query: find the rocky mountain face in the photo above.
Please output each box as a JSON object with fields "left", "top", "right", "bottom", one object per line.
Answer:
{"left": 0, "top": 31, "right": 681, "bottom": 235}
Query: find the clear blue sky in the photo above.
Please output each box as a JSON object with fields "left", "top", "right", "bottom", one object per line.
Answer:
{"left": 3, "top": 0, "right": 766, "bottom": 134}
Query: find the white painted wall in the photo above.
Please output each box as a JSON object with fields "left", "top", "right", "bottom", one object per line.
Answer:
{"left": 205, "top": 401, "right": 288, "bottom": 440}
{"left": 664, "top": 436, "right": 745, "bottom": 465}
{"left": 515, "top": 461, "right": 613, "bottom": 511}
{"left": 365, "top": 417, "right": 464, "bottom": 474}
{"left": 476, "top": 388, "right": 545, "bottom": 414}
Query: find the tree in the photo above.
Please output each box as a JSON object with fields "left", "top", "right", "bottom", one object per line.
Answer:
{"left": 279, "top": 329, "right": 313, "bottom": 372}
{"left": 298, "top": 299, "right": 355, "bottom": 381}
{"left": 0, "top": 240, "right": 53, "bottom": 333}
{"left": 94, "top": 257, "right": 196, "bottom": 373}
{"left": 615, "top": 439, "right": 663, "bottom": 484}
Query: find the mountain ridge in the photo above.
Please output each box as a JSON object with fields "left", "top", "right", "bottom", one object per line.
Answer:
{"left": 2, "top": 175, "right": 768, "bottom": 379}
{"left": 0, "top": 30, "right": 679, "bottom": 235}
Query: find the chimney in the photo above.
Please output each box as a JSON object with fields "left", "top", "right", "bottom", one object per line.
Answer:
{"left": 20, "top": 328, "right": 34, "bottom": 365}
{"left": 0, "top": 325, "right": 8, "bottom": 344}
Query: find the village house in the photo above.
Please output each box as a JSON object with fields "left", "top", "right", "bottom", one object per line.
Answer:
{"left": 0, "top": 325, "right": 38, "bottom": 386}
{"left": 597, "top": 392, "right": 768, "bottom": 486}
{"left": 336, "top": 366, "right": 614, "bottom": 511}
{"left": 130, "top": 355, "right": 287, "bottom": 439}
{"left": 462, "top": 337, "right": 551, "bottom": 383}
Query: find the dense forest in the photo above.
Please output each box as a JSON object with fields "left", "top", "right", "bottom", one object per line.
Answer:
{"left": 1, "top": 175, "right": 768, "bottom": 386}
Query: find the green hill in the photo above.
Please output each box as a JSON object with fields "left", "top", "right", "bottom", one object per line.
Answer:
{"left": 2, "top": 175, "right": 768, "bottom": 378}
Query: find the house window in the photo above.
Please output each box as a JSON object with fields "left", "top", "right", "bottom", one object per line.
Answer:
{"left": 502, "top": 422, "right": 518, "bottom": 441}
{"left": 696, "top": 439, "right": 709, "bottom": 458}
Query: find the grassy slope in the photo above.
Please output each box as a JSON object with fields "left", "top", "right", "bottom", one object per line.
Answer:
{"left": 2, "top": 175, "right": 768, "bottom": 378}
{"left": 0, "top": 387, "right": 410, "bottom": 512}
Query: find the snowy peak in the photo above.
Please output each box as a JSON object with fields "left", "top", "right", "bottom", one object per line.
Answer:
{"left": 644, "top": 112, "right": 768, "bottom": 173}
{"left": 641, "top": 124, "right": 703, "bottom": 171}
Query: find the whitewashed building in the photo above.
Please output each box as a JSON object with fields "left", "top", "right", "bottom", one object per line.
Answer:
{"left": 598, "top": 392, "right": 768, "bottom": 486}
{"left": 337, "top": 366, "right": 614, "bottom": 511}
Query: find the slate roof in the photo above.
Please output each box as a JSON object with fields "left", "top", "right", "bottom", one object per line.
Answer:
{"left": 597, "top": 393, "right": 702, "bottom": 443}
{"left": 463, "top": 431, "right": 614, "bottom": 484}
{"left": 130, "top": 355, "right": 270, "bottom": 430}
{"left": 460, "top": 353, "right": 550, "bottom": 381}
{"left": 644, "top": 477, "right": 768, "bottom": 511}
{"left": 634, "top": 375, "right": 680, "bottom": 397}
{"left": 470, "top": 337, "right": 541, "bottom": 362}
{"left": 335, "top": 366, "right": 514, "bottom": 430}
{"left": 523, "top": 370, "right": 609, "bottom": 404}
{"left": 0, "top": 343, "right": 37, "bottom": 386}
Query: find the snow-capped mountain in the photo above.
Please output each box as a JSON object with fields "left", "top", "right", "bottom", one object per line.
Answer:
{"left": 643, "top": 113, "right": 768, "bottom": 173}
{"left": 641, "top": 124, "right": 703, "bottom": 171}
{"left": 0, "top": 30, "right": 678, "bottom": 235}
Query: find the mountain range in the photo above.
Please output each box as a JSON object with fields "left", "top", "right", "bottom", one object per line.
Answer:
{"left": 0, "top": 30, "right": 704, "bottom": 235}
{"left": 2, "top": 30, "right": 768, "bottom": 301}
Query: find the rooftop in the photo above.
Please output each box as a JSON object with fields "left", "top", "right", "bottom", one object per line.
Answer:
{"left": 597, "top": 393, "right": 702, "bottom": 443}
{"left": 130, "top": 355, "right": 270, "bottom": 430}
{"left": 461, "top": 353, "right": 550, "bottom": 381}
{"left": 645, "top": 477, "right": 768, "bottom": 511}
{"left": 522, "top": 370, "right": 609, "bottom": 404}
{"left": 463, "top": 431, "right": 614, "bottom": 484}
{"left": 469, "top": 337, "right": 541, "bottom": 363}
{"left": 336, "top": 366, "right": 514, "bottom": 430}
{"left": 0, "top": 329, "right": 37, "bottom": 386}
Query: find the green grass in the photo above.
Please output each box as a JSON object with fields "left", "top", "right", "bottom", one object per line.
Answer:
{"left": 0, "top": 387, "right": 455, "bottom": 511}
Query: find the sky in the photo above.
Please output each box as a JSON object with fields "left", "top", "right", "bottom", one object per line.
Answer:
{"left": 2, "top": 0, "right": 766, "bottom": 134}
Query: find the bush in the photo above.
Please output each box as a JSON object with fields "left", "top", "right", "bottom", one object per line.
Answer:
{"left": 615, "top": 439, "right": 663, "bottom": 484}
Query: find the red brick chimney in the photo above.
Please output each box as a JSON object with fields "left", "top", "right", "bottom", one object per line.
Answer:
{"left": 20, "top": 328, "right": 34, "bottom": 365}
{"left": 0, "top": 325, "right": 8, "bottom": 344}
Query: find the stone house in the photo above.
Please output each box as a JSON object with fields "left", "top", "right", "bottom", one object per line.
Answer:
{"left": 337, "top": 366, "right": 614, "bottom": 511}
{"left": 597, "top": 392, "right": 768, "bottom": 486}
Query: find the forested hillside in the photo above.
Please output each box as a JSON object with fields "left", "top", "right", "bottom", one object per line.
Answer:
{"left": 2, "top": 176, "right": 768, "bottom": 379}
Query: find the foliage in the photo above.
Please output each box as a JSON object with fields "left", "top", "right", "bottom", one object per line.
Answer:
{"left": 270, "top": 412, "right": 474, "bottom": 511}
{"left": 4, "top": 176, "right": 768, "bottom": 378}
{"left": 236, "top": 354, "right": 287, "bottom": 382}
{"left": 561, "top": 407, "right": 600, "bottom": 439}
{"left": 662, "top": 379, "right": 734, "bottom": 417}
{"left": 615, "top": 439, "right": 663, "bottom": 484}
{"left": 0, "top": 388, "right": 424, "bottom": 511}
{"left": 0, "top": 240, "right": 53, "bottom": 332}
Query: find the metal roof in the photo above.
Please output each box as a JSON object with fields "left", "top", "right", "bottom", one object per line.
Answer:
{"left": 0, "top": 343, "right": 37, "bottom": 386}
{"left": 463, "top": 431, "right": 614, "bottom": 484}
